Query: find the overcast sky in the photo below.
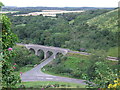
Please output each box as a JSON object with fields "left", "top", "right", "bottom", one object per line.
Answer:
{"left": 1, "top": 0, "right": 119, "bottom": 7}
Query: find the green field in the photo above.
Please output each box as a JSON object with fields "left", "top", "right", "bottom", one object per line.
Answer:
{"left": 107, "top": 47, "right": 118, "bottom": 57}
{"left": 16, "top": 81, "right": 85, "bottom": 88}
{"left": 14, "top": 65, "right": 33, "bottom": 75}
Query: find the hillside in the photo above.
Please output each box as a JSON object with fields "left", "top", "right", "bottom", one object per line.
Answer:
{"left": 9, "top": 9, "right": 118, "bottom": 55}
{"left": 87, "top": 9, "right": 118, "bottom": 32}
{"left": 85, "top": 9, "right": 118, "bottom": 56}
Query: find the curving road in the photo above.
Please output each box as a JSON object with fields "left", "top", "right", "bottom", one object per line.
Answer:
{"left": 21, "top": 55, "right": 86, "bottom": 85}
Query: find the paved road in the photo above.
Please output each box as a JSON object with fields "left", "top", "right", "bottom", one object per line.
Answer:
{"left": 21, "top": 55, "right": 86, "bottom": 85}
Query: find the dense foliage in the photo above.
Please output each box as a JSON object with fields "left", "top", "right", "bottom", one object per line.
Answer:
{"left": 12, "top": 46, "right": 41, "bottom": 71}
{"left": 8, "top": 9, "right": 118, "bottom": 54}
{"left": 1, "top": 14, "right": 20, "bottom": 87}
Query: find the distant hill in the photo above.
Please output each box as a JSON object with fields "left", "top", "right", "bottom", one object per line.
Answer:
{"left": 2, "top": 6, "right": 114, "bottom": 11}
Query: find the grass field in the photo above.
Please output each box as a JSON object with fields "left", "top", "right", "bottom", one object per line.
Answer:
{"left": 16, "top": 81, "right": 85, "bottom": 88}
{"left": 107, "top": 47, "right": 118, "bottom": 57}
{"left": 14, "top": 65, "right": 33, "bottom": 75}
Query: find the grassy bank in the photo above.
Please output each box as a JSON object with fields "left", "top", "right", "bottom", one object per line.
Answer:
{"left": 16, "top": 81, "right": 85, "bottom": 88}
{"left": 14, "top": 65, "right": 33, "bottom": 75}
{"left": 107, "top": 47, "right": 118, "bottom": 57}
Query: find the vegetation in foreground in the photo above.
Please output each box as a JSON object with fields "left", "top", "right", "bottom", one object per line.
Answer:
{"left": 16, "top": 81, "right": 85, "bottom": 88}
{"left": 1, "top": 3, "right": 20, "bottom": 87}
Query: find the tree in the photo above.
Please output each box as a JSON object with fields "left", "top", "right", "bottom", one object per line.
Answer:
{"left": 0, "top": 2, "right": 4, "bottom": 9}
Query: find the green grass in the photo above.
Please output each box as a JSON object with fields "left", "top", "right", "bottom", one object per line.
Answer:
{"left": 16, "top": 81, "right": 85, "bottom": 88}
{"left": 107, "top": 47, "right": 118, "bottom": 57}
{"left": 64, "top": 54, "right": 89, "bottom": 69}
{"left": 42, "top": 68, "right": 72, "bottom": 79}
{"left": 14, "top": 65, "right": 33, "bottom": 75}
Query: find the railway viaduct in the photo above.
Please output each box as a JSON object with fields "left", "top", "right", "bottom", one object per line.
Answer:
{"left": 17, "top": 43, "right": 69, "bottom": 59}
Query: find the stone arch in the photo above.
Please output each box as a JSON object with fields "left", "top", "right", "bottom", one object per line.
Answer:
{"left": 29, "top": 48, "right": 35, "bottom": 54}
{"left": 55, "top": 52, "right": 64, "bottom": 58}
{"left": 37, "top": 49, "right": 44, "bottom": 60}
{"left": 45, "top": 51, "right": 53, "bottom": 59}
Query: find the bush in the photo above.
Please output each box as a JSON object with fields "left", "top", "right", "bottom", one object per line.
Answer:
{"left": 12, "top": 46, "right": 41, "bottom": 70}
{"left": 84, "top": 51, "right": 119, "bottom": 88}
{"left": 1, "top": 14, "right": 20, "bottom": 88}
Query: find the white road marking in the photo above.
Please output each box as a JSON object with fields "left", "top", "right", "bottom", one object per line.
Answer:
{"left": 46, "top": 78, "right": 53, "bottom": 79}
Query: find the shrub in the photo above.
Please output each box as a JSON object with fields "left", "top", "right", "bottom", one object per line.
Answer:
{"left": 85, "top": 51, "right": 119, "bottom": 88}
{"left": 12, "top": 46, "right": 41, "bottom": 70}
{"left": 1, "top": 14, "right": 20, "bottom": 88}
